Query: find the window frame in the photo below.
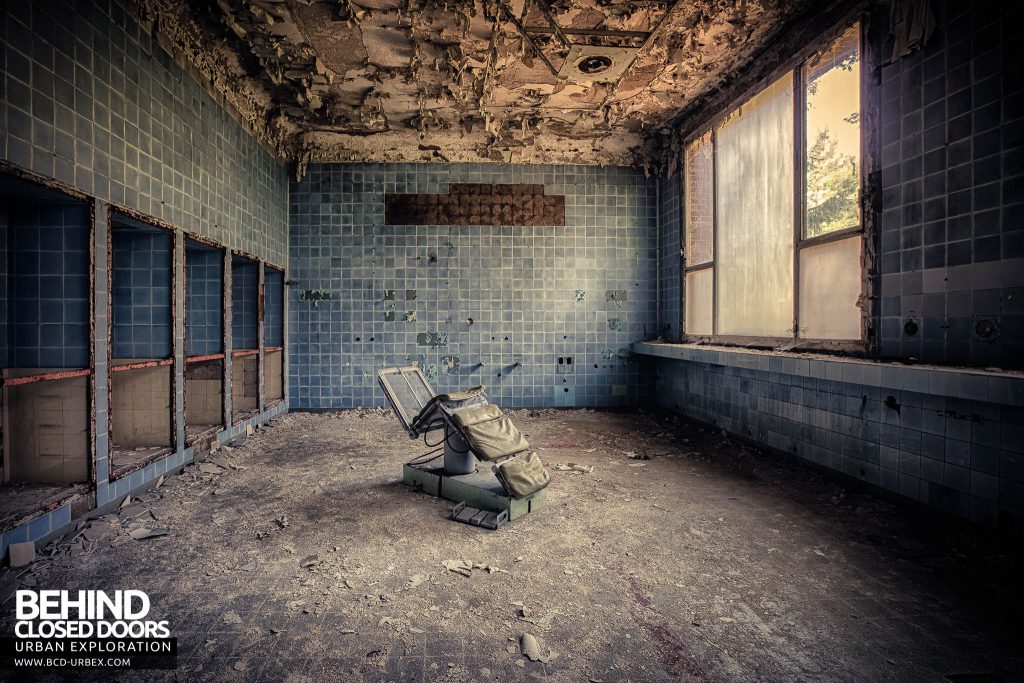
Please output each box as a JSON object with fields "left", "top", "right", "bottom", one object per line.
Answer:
{"left": 680, "top": 16, "right": 872, "bottom": 354}
{"left": 682, "top": 129, "right": 715, "bottom": 337}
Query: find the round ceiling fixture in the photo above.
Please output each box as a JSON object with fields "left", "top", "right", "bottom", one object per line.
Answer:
{"left": 577, "top": 55, "right": 613, "bottom": 74}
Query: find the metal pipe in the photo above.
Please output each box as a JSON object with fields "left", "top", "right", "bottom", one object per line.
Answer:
{"left": 498, "top": 1, "right": 560, "bottom": 78}
{"left": 1, "top": 369, "right": 92, "bottom": 387}
{"left": 524, "top": 26, "right": 649, "bottom": 40}
{"left": 110, "top": 359, "right": 174, "bottom": 372}
{"left": 531, "top": 0, "right": 572, "bottom": 48}
{"left": 186, "top": 353, "right": 226, "bottom": 364}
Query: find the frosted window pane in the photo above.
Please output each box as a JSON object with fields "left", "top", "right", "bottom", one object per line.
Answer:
{"left": 715, "top": 74, "right": 795, "bottom": 338}
{"left": 684, "top": 132, "right": 714, "bottom": 266}
{"left": 798, "top": 236, "right": 862, "bottom": 340}
{"left": 685, "top": 268, "right": 713, "bottom": 336}
{"left": 805, "top": 24, "right": 861, "bottom": 238}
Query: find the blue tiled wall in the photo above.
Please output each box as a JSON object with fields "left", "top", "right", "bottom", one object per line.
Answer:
{"left": 647, "top": 0, "right": 1024, "bottom": 530}
{"left": 876, "top": 0, "right": 1024, "bottom": 367}
{"left": 185, "top": 241, "right": 223, "bottom": 356}
{"left": 0, "top": 501, "right": 71, "bottom": 563}
{"left": 641, "top": 343, "right": 1024, "bottom": 533}
{"left": 231, "top": 257, "right": 259, "bottom": 350}
{"left": 0, "top": 0, "right": 289, "bottom": 263}
{"left": 112, "top": 227, "right": 172, "bottom": 359}
{"left": 264, "top": 267, "right": 284, "bottom": 348}
{"left": 0, "top": 208, "right": 8, "bottom": 367}
{"left": 6, "top": 204, "right": 90, "bottom": 367}
{"left": 1, "top": 0, "right": 292, "bottom": 552}
{"left": 657, "top": 174, "right": 682, "bottom": 342}
{"left": 288, "top": 163, "right": 657, "bottom": 409}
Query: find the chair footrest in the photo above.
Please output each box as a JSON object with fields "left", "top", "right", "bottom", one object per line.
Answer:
{"left": 451, "top": 501, "right": 508, "bottom": 530}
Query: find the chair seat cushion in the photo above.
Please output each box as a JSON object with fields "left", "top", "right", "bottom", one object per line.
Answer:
{"left": 494, "top": 451, "right": 550, "bottom": 498}
{"left": 450, "top": 404, "right": 529, "bottom": 460}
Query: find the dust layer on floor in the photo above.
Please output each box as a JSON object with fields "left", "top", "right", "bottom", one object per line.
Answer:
{"left": 1, "top": 409, "right": 1021, "bottom": 683}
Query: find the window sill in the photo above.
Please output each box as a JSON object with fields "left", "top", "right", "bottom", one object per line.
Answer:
{"left": 633, "top": 341, "right": 1024, "bottom": 407}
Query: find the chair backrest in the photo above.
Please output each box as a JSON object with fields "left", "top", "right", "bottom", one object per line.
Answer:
{"left": 412, "top": 388, "right": 489, "bottom": 434}
{"left": 378, "top": 366, "right": 436, "bottom": 437}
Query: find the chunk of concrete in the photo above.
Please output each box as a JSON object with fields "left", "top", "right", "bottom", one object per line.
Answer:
{"left": 8, "top": 541, "right": 35, "bottom": 568}
{"left": 520, "top": 633, "right": 542, "bottom": 661}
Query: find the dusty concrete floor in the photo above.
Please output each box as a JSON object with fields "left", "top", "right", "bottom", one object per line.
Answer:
{"left": 2, "top": 408, "right": 1022, "bottom": 682}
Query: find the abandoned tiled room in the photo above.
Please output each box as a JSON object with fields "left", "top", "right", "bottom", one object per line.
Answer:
{"left": 0, "top": 0, "right": 1023, "bottom": 680}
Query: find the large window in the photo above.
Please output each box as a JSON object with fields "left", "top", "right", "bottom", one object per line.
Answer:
{"left": 683, "top": 23, "right": 863, "bottom": 343}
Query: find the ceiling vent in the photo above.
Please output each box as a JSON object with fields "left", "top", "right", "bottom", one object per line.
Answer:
{"left": 558, "top": 45, "right": 640, "bottom": 84}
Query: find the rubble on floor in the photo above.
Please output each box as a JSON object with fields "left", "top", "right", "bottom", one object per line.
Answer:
{"left": 0, "top": 409, "right": 1020, "bottom": 682}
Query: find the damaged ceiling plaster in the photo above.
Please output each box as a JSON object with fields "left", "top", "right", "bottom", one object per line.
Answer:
{"left": 125, "top": 0, "right": 830, "bottom": 172}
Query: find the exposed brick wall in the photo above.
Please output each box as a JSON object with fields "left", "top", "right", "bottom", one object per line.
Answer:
{"left": 385, "top": 183, "right": 565, "bottom": 226}
{"left": 684, "top": 134, "right": 714, "bottom": 266}
{"left": 1, "top": 0, "right": 290, "bottom": 550}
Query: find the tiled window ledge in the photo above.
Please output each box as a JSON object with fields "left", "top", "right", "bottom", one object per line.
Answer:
{"left": 633, "top": 342, "right": 1024, "bottom": 407}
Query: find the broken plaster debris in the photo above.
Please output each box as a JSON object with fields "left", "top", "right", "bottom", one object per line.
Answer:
{"left": 8, "top": 542, "right": 36, "bottom": 568}
{"left": 520, "top": 633, "right": 559, "bottom": 663}
{"left": 517, "top": 606, "right": 557, "bottom": 629}
{"left": 128, "top": 528, "right": 170, "bottom": 541}
{"left": 441, "top": 559, "right": 509, "bottom": 577}
{"left": 6, "top": 409, "right": 1017, "bottom": 681}
{"left": 553, "top": 462, "right": 594, "bottom": 473}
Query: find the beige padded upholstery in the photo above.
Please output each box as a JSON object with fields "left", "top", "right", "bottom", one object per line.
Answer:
{"left": 494, "top": 452, "right": 550, "bottom": 498}
{"left": 450, "top": 404, "right": 529, "bottom": 461}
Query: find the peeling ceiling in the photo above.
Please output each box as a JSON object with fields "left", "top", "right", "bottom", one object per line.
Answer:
{"left": 125, "top": 0, "right": 834, "bottom": 171}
